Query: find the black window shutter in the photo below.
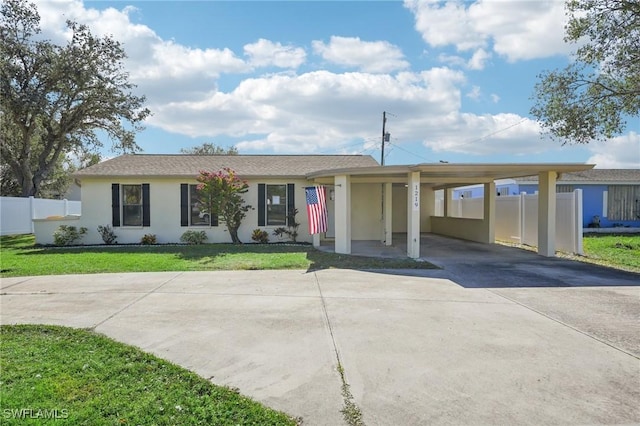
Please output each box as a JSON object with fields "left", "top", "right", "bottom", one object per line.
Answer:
{"left": 142, "top": 183, "right": 151, "bottom": 227}
{"left": 258, "top": 184, "right": 266, "bottom": 226}
{"left": 287, "top": 183, "right": 295, "bottom": 226}
{"left": 180, "top": 184, "right": 189, "bottom": 226}
{"left": 111, "top": 184, "right": 120, "bottom": 227}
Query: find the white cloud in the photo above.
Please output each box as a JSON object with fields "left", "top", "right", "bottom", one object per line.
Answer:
{"left": 405, "top": 0, "right": 571, "bottom": 61}
{"left": 466, "top": 86, "right": 481, "bottom": 100}
{"left": 587, "top": 132, "right": 640, "bottom": 168}
{"left": 422, "top": 114, "right": 556, "bottom": 156}
{"left": 490, "top": 93, "right": 500, "bottom": 103}
{"left": 148, "top": 68, "right": 467, "bottom": 152}
{"left": 244, "top": 39, "right": 306, "bottom": 68}
{"left": 312, "top": 36, "right": 410, "bottom": 73}
{"left": 468, "top": 48, "right": 491, "bottom": 70}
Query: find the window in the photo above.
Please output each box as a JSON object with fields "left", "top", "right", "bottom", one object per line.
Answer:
{"left": 180, "top": 184, "right": 217, "bottom": 227}
{"left": 257, "top": 184, "right": 295, "bottom": 227}
{"left": 111, "top": 183, "right": 150, "bottom": 227}
{"left": 122, "top": 185, "right": 142, "bottom": 226}
{"left": 266, "top": 185, "right": 287, "bottom": 225}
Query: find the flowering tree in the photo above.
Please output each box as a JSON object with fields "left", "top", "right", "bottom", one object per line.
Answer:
{"left": 196, "top": 168, "right": 250, "bottom": 244}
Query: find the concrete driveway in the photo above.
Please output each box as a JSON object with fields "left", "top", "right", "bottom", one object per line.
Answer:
{"left": 1, "top": 245, "right": 639, "bottom": 425}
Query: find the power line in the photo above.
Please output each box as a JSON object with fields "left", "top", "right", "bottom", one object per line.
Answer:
{"left": 386, "top": 140, "right": 430, "bottom": 162}
{"left": 449, "top": 117, "right": 528, "bottom": 148}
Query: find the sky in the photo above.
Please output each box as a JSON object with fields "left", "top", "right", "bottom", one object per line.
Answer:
{"left": 33, "top": 0, "right": 640, "bottom": 168}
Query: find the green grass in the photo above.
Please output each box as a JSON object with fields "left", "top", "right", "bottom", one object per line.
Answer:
{"left": 0, "top": 234, "right": 437, "bottom": 277}
{"left": 0, "top": 324, "right": 297, "bottom": 425}
{"left": 581, "top": 234, "right": 640, "bottom": 272}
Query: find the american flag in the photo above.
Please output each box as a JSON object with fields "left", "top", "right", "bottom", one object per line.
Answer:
{"left": 305, "top": 186, "right": 328, "bottom": 235}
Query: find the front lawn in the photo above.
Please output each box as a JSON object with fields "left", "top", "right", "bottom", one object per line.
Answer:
{"left": 582, "top": 234, "right": 640, "bottom": 272}
{"left": 0, "top": 234, "right": 437, "bottom": 277}
{"left": 0, "top": 325, "right": 297, "bottom": 425}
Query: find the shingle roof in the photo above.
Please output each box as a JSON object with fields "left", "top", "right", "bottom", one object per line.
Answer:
{"left": 515, "top": 169, "right": 640, "bottom": 183}
{"left": 74, "top": 154, "right": 380, "bottom": 179}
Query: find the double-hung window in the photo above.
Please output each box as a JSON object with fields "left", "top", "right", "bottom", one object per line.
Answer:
{"left": 257, "top": 183, "right": 295, "bottom": 226}
{"left": 111, "top": 183, "right": 150, "bottom": 227}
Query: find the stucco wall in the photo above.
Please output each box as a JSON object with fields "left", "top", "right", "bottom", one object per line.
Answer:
{"left": 351, "top": 183, "right": 382, "bottom": 240}
{"left": 33, "top": 216, "right": 83, "bottom": 245}
{"left": 60, "top": 177, "right": 314, "bottom": 245}
{"left": 392, "top": 185, "right": 407, "bottom": 233}
{"left": 431, "top": 216, "right": 490, "bottom": 243}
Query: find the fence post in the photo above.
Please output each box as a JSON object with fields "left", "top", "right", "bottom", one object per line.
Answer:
{"left": 29, "top": 196, "right": 35, "bottom": 233}
{"left": 64, "top": 199, "right": 69, "bottom": 216}
{"left": 575, "top": 189, "right": 583, "bottom": 255}
{"left": 519, "top": 192, "right": 526, "bottom": 244}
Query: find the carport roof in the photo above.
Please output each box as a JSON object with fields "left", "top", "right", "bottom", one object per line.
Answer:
{"left": 307, "top": 163, "right": 595, "bottom": 187}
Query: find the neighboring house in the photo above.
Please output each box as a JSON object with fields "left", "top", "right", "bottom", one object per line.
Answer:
{"left": 516, "top": 169, "right": 640, "bottom": 228}
{"left": 33, "top": 154, "right": 594, "bottom": 258}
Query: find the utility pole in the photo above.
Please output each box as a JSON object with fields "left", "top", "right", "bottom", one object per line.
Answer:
{"left": 381, "top": 111, "right": 386, "bottom": 166}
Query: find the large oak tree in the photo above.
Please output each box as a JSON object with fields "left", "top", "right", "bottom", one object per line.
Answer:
{"left": 531, "top": 0, "right": 640, "bottom": 144}
{"left": 0, "top": 0, "right": 150, "bottom": 197}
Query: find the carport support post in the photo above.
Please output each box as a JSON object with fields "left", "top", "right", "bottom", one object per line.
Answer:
{"left": 538, "top": 171, "right": 557, "bottom": 257}
{"left": 334, "top": 174, "right": 351, "bottom": 254}
{"left": 407, "top": 171, "right": 420, "bottom": 259}
{"left": 444, "top": 188, "right": 453, "bottom": 217}
{"left": 383, "top": 182, "right": 393, "bottom": 246}
{"left": 483, "top": 181, "right": 496, "bottom": 243}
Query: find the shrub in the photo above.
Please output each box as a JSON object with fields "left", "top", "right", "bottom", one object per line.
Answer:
{"left": 180, "top": 230, "right": 208, "bottom": 245}
{"left": 251, "top": 229, "right": 269, "bottom": 244}
{"left": 140, "top": 234, "right": 157, "bottom": 245}
{"left": 272, "top": 208, "right": 300, "bottom": 243}
{"left": 53, "top": 225, "right": 88, "bottom": 246}
{"left": 97, "top": 225, "right": 117, "bottom": 245}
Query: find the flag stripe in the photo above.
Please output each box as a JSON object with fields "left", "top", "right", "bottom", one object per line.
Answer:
{"left": 305, "top": 185, "right": 328, "bottom": 235}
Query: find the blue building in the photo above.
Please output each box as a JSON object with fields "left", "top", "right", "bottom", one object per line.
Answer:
{"left": 451, "top": 170, "right": 639, "bottom": 229}
{"left": 516, "top": 169, "right": 640, "bottom": 228}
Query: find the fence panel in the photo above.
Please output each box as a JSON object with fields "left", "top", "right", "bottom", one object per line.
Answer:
{"left": 522, "top": 195, "right": 539, "bottom": 247}
{"left": 555, "top": 193, "right": 576, "bottom": 253}
{"left": 495, "top": 195, "right": 521, "bottom": 243}
{"left": 0, "top": 197, "right": 33, "bottom": 236}
{"left": 0, "top": 196, "right": 81, "bottom": 236}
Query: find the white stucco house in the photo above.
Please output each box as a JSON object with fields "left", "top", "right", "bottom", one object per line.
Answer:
{"left": 34, "top": 154, "right": 593, "bottom": 258}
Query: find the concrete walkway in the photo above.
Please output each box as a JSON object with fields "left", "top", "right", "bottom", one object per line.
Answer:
{"left": 1, "top": 265, "right": 639, "bottom": 425}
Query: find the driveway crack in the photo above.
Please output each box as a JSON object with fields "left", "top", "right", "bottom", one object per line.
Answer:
{"left": 313, "top": 272, "right": 365, "bottom": 426}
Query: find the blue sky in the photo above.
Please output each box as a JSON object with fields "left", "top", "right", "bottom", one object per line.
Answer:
{"left": 36, "top": 0, "right": 639, "bottom": 167}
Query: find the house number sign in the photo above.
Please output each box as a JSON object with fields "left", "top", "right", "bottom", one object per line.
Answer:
{"left": 412, "top": 183, "right": 420, "bottom": 211}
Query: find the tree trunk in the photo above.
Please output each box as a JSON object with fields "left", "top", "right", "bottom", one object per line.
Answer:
{"left": 228, "top": 226, "right": 241, "bottom": 244}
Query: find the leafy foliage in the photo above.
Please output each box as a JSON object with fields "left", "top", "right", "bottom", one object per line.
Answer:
{"left": 97, "top": 224, "right": 117, "bottom": 245}
{"left": 180, "top": 230, "right": 208, "bottom": 245}
{"left": 196, "top": 168, "right": 251, "bottom": 244}
{"left": 531, "top": 0, "right": 640, "bottom": 144}
{"left": 273, "top": 208, "right": 301, "bottom": 243}
{"left": 251, "top": 229, "right": 270, "bottom": 244}
{"left": 140, "top": 234, "right": 157, "bottom": 245}
{"left": 0, "top": 0, "right": 150, "bottom": 197}
{"left": 52, "top": 225, "right": 87, "bottom": 246}
{"left": 180, "top": 143, "right": 238, "bottom": 155}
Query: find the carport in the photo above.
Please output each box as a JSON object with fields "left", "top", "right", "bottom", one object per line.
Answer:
{"left": 307, "top": 163, "right": 594, "bottom": 258}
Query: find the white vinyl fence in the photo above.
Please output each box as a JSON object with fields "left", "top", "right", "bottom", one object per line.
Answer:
{"left": 0, "top": 196, "right": 81, "bottom": 236}
{"left": 436, "top": 190, "right": 583, "bottom": 254}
